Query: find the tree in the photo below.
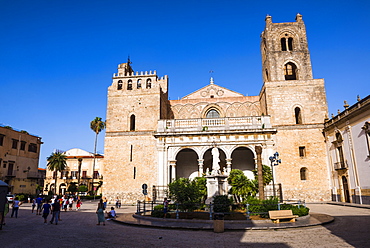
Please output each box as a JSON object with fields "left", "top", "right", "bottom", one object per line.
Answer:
{"left": 90, "top": 117, "right": 106, "bottom": 194}
{"left": 47, "top": 151, "right": 67, "bottom": 195}
{"left": 252, "top": 165, "right": 273, "bottom": 186}
{"left": 168, "top": 177, "right": 207, "bottom": 211}
{"left": 227, "top": 169, "right": 257, "bottom": 203}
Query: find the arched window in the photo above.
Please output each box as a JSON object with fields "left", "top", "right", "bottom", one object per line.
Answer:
{"left": 288, "top": 37, "right": 294, "bottom": 51}
{"left": 284, "top": 62, "right": 297, "bottom": 80}
{"left": 137, "top": 79, "right": 142, "bottom": 89}
{"left": 130, "top": 114, "right": 135, "bottom": 131}
{"left": 206, "top": 109, "right": 220, "bottom": 118}
{"left": 295, "top": 107, "right": 302, "bottom": 124}
{"left": 281, "top": 38, "right": 287, "bottom": 51}
{"left": 300, "top": 167, "right": 308, "bottom": 180}
{"left": 127, "top": 80, "right": 133, "bottom": 90}
{"left": 146, "top": 79, "right": 152, "bottom": 89}
{"left": 117, "top": 80, "right": 123, "bottom": 90}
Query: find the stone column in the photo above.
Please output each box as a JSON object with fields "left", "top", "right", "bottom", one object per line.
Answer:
{"left": 198, "top": 159, "right": 204, "bottom": 177}
{"left": 169, "top": 160, "right": 176, "bottom": 182}
{"left": 226, "top": 158, "right": 232, "bottom": 175}
{"left": 255, "top": 145, "right": 264, "bottom": 200}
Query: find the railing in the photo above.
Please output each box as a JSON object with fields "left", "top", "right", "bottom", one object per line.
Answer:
{"left": 6, "top": 170, "right": 17, "bottom": 177}
{"left": 27, "top": 171, "right": 42, "bottom": 179}
{"left": 136, "top": 200, "right": 306, "bottom": 220}
{"left": 334, "top": 161, "right": 348, "bottom": 170}
{"left": 157, "top": 116, "right": 272, "bottom": 133}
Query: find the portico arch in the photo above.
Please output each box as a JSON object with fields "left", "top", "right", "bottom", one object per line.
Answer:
{"left": 202, "top": 148, "right": 226, "bottom": 174}
{"left": 231, "top": 147, "right": 255, "bottom": 179}
{"left": 175, "top": 148, "right": 199, "bottom": 179}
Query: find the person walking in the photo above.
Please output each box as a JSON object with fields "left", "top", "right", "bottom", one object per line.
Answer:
{"left": 41, "top": 200, "right": 51, "bottom": 224}
{"left": 36, "top": 195, "right": 43, "bottom": 215}
{"left": 96, "top": 199, "right": 105, "bottom": 225}
{"left": 31, "top": 197, "right": 36, "bottom": 213}
{"left": 11, "top": 197, "right": 21, "bottom": 218}
{"left": 50, "top": 197, "right": 61, "bottom": 225}
{"left": 76, "top": 197, "right": 82, "bottom": 211}
{"left": 62, "top": 196, "right": 68, "bottom": 212}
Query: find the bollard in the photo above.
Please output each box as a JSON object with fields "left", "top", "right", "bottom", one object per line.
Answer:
{"left": 213, "top": 213, "right": 224, "bottom": 233}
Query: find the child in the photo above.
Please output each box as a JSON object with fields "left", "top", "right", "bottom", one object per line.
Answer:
{"left": 108, "top": 207, "right": 116, "bottom": 219}
{"left": 41, "top": 200, "right": 51, "bottom": 224}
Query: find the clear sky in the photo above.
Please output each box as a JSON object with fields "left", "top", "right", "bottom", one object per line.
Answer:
{"left": 1, "top": 0, "right": 369, "bottom": 168}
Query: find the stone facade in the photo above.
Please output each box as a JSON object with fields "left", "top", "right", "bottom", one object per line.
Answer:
{"left": 323, "top": 95, "right": 370, "bottom": 204}
{"left": 0, "top": 125, "right": 43, "bottom": 194}
{"left": 103, "top": 15, "right": 331, "bottom": 203}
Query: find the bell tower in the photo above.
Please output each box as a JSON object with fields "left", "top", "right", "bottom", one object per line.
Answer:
{"left": 259, "top": 14, "right": 331, "bottom": 202}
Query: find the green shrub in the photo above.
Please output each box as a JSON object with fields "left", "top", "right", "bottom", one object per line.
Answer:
{"left": 151, "top": 209, "right": 164, "bottom": 218}
{"left": 213, "top": 195, "right": 232, "bottom": 212}
{"left": 280, "top": 204, "right": 310, "bottom": 216}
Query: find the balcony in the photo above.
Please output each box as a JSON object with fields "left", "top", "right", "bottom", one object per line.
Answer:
{"left": 334, "top": 161, "right": 348, "bottom": 170}
{"left": 156, "top": 116, "right": 273, "bottom": 134}
{"left": 27, "top": 171, "right": 42, "bottom": 179}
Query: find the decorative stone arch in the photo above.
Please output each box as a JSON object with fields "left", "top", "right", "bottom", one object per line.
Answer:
{"left": 175, "top": 148, "right": 200, "bottom": 180}
{"left": 201, "top": 146, "right": 227, "bottom": 174}
{"left": 230, "top": 145, "right": 256, "bottom": 180}
{"left": 201, "top": 104, "right": 225, "bottom": 118}
{"left": 283, "top": 59, "right": 300, "bottom": 80}
{"left": 278, "top": 30, "right": 299, "bottom": 51}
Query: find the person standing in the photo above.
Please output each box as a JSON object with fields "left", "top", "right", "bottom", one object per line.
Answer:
{"left": 68, "top": 196, "right": 74, "bottom": 211}
{"left": 50, "top": 198, "right": 61, "bottom": 225}
{"left": 96, "top": 199, "right": 105, "bottom": 225}
{"left": 62, "top": 196, "right": 68, "bottom": 212}
{"left": 41, "top": 200, "right": 51, "bottom": 224}
{"left": 103, "top": 197, "right": 108, "bottom": 209}
{"left": 163, "top": 198, "right": 169, "bottom": 218}
{"left": 11, "top": 197, "right": 21, "bottom": 218}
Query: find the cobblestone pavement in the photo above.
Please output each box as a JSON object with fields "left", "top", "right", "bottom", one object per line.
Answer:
{"left": 0, "top": 201, "right": 369, "bottom": 248}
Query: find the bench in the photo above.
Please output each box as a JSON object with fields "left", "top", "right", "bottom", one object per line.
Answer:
{"left": 268, "top": 210, "right": 298, "bottom": 223}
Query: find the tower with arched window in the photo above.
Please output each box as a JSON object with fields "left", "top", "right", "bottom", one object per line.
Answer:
{"left": 260, "top": 14, "right": 330, "bottom": 202}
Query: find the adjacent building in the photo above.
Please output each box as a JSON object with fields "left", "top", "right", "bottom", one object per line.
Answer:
{"left": 43, "top": 148, "right": 104, "bottom": 195}
{"left": 324, "top": 95, "right": 370, "bottom": 204}
{"left": 103, "top": 14, "right": 331, "bottom": 203}
{"left": 0, "top": 125, "right": 43, "bottom": 194}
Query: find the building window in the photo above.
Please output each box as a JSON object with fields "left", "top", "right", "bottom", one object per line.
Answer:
{"left": 127, "top": 80, "right": 133, "bottom": 90}
{"left": 28, "top": 143, "right": 37, "bottom": 153}
{"left": 300, "top": 167, "right": 308, "bottom": 180}
{"left": 0, "top": 134, "right": 4, "bottom": 146}
{"left": 284, "top": 62, "right": 297, "bottom": 80}
{"left": 288, "top": 37, "right": 294, "bottom": 51}
{"left": 12, "top": 139, "right": 18, "bottom": 149}
{"left": 137, "top": 79, "right": 142, "bottom": 89}
{"left": 299, "top": 146, "right": 306, "bottom": 157}
{"left": 281, "top": 36, "right": 294, "bottom": 51}
{"left": 146, "top": 79, "right": 152, "bottom": 89}
{"left": 281, "top": 38, "right": 287, "bottom": 51}
{"left": 130, "top": 114, "right": 135, "bottom": 131}
{"left": 117, "top": 80, "right": 123, "bottom": 90}
{"left": 20, "top": 141, "right": 26, "bottom": 151}
{"left": 295, "top": 107, "right": 302, "bottom": 124}
{"left": 71, "top": 171, "right": 77, "bottom": 178}
{"left": 93, "top": 171, "right": 99, "bottom": 179}
{"left": 206, "top": 109, "right": 220, "bottom": 118}
{"left": 82, "top": 171, "right": 87, "bottom": 178}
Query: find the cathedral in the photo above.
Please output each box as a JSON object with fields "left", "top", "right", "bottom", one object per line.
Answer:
{"left": 102, "top": 14, "right": 331, "bottom": 203}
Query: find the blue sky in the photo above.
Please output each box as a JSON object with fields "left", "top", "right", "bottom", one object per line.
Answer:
{"left": 1, "top": 1, "right": 369, "bottom": 168}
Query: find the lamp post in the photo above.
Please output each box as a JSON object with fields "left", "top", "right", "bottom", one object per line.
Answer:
{"left": 269, "top": 152, "right": 281, "bottom": 198}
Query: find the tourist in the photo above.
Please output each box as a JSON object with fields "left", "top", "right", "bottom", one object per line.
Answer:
{"left": 62, "top": 195, "right": 68, "bottom": 212}
{"left": 103, "top": 197, "right": 108, "bottom": 209}
{"left": 76, "top": 197, "right": 82, "bottom": 211}
{"left": 11, "top": 197, "right": 21, "bottom": 218}
{"left": 41, "top": 200, "right": 51, "bottom": 224}
{"left": 68, "top": 196, "right": 74, "bottom": 211}
{"left": 107, "top": 207, "right": 116, "bottom": 219}
{"left": 163, "top": 198, "right": 169, "bottom": 217}
{"left": 50, "top": 197, "right": 61, "bottom": 225}
{"left": 31, "top": 197, "right": 36, "bottom": 213}
{"left": 36, "top": 195, "right": 43, "bottom": 215}
{"left": 96, "top": 199, "right": 105, "bottom": 225}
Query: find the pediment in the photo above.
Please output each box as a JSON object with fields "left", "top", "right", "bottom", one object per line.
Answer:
{"left": 64, "top": 148, "right": 94, "bottom": 157}
{"left": 182, "top": 83, "right": 244, "bottom": 100}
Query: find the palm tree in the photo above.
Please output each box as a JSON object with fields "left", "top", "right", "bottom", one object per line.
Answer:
{"left": 90, "top": 117, "right": 106, "bottom": 195}
{"left": 47, "top": 151, "right": 67, "bottom": 195}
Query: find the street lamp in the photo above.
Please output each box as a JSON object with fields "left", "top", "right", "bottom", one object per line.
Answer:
{"left": 269, "top": 152, "right": 281, "bottom": 198}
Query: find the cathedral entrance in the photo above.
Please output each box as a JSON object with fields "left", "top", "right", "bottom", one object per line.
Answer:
{"left": 231, "top": 147, "right": 255, "bottom": 179}
{"left": 175, "top": 149, "right": 198, "bottom": 179}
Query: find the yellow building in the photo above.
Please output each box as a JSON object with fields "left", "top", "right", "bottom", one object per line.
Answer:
{"left": 0, "top": 125, "right": 43, "bottom": 194}
{"left": 44, "top": 148, "right": 104, "bottom": 195}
